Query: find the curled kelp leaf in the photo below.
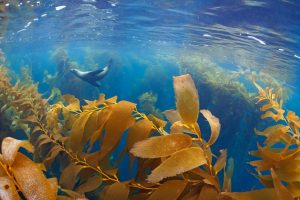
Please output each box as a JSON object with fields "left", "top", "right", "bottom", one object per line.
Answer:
{"left": 0, "top": 177, "right": 20, "bottom": 200}
{"left": 11, "top": 153, "right": 56, "bottom": 200}
{"left": 148, "top": 180, "right": 187, "bottom": 200}
{"left": 130, "top": 133, "right": 192, "bottom": 158}
{"left": 173, "top": 74, "right": 199, "bottom": 125}
{"left": 1, "top": 137, "right": 33, "bottom": 166}
{"left": 200, "top": 109, "right": 221, "bottom": 146}
{"left": 148, "top": 147, "right": 206, "bottom": 183}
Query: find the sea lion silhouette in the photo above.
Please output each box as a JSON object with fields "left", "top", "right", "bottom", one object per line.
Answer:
{"left": 70, "top": 59, "right": 112, "bottom": 87}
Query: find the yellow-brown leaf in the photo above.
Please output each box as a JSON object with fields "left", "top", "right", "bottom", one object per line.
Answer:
{"left": 214, "top": 149, "right": 227, "bottom": 174}
{"left": 200, "top": 110, "right": 221, "bottom": 146}
{"left": 148, "top": 180, "right": 187, "bottom": 200}
{"left": 89, "top": 107, "right": 113, "bottom": 151}
{"left": 68, "top": 110, "right": 94, "bottom": 152}
{"left": 62, "top": 95, "right": 81, "bottom": 112}
{"left": 0, "top": 177, "right": 21, "bottom": 200}
{"left": 81, "top": 110, "right": 101, "bottom": 146}
{"left": 59, "top": 163, "right": 82, "bottom": 190}
{"left": 198, "top": 184, "right": 218, "bottom": 200}
{"left": 12, "top": 153, "right": 56, "bottom": 200}
{"left": 43, "top": 146, "right": 62, "bottom": 168}
{"left": 101, "top": 182, "right": 129, "bottom": 200}
{"left": 163, "top": 109, "right": 182, "bottom": 124}
{"left": 173, "top": 74, "right": 199, "bottom": 125}
{"left": 127, "top": 119, "right": 153, "bottom": 151}
{"left": 148, "top": 147, "right": 207, "bottom": 182}
{"left": 76, "top": 176, "right": 102, "bottom": 194}
{"left": 170, "top": 121, "right": 199, "bottom": 136}
{"left": 100, "top": 101, "right": 136, "bottom": 160}
{"left": 130, "top": 133, "right": 192, "bottom": 158}
{"left": 271, "top": 168, "right": 293, "bottom": 200}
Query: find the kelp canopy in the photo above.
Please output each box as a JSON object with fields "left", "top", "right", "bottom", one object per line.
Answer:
{"left": 0, "top": 65, "right": 300, "bottom": 199}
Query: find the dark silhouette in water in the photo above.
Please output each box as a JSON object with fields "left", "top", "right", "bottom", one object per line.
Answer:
{"left": 70, "top": 59, "right": 112, "bottom": 87}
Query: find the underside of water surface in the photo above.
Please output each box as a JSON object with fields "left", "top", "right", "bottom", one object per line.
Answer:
{"left": 0, "top": 1, "right": 300, "bottom": 200}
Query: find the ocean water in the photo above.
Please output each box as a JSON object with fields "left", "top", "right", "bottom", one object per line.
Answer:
{"left": 0, "top": 0, "right": 300, "bottom": 198}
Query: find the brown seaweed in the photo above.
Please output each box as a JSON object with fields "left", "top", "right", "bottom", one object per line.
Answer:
{"left": 2, "top": 63, "right": 300, "bottom": 199}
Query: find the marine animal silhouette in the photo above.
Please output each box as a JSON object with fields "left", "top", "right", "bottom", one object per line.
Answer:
{"left": 70, "top": 59, "right": 112, "bottom": 87}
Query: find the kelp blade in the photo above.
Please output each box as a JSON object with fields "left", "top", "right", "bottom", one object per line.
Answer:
{"left": 11, "top": 153, "right": 56, "bottom": 200}
{"left": 173, "top": 74, "right": 199, "bottom": 125}
{"left": 148, "top": 147, "right": 206, "bottom": 182}
{"left": 130, "top": 133, "right": 193, "bottom": 158}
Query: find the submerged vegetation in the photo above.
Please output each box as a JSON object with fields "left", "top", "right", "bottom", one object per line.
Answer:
{"left": 0, "top": 62, "right": 299, "bottom": 199}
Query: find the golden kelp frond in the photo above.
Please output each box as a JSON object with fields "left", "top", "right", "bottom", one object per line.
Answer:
{"left": 131, "top": 74, "right": 230, "bottom": 198}
{"left": 200, "top": 109, "right": 221, "bottom": 146}
{"left": 0, "top": 137, "right": 57, "bottom": 199}
{"left": 163, "top": 109, "right": 182, "bottom": 124}
{"left": 130, "top": 133, "right": 193, "bottom": 158}
{"left": 173, "top": 74, "right": 199, "bottom": 126}
{"left": 253, "top": 78, "right": 284, "bottom": 122}
{"left": 246, "top": 80, "right": 300, "bottom": 199}
{"left": 147, "top": 147, "right": 207, "bottom": 183}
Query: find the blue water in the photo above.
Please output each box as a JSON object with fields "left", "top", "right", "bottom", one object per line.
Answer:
{"left": 1, "top": 0, "right": 300, "bottom": 193}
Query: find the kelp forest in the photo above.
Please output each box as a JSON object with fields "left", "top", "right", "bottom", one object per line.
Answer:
{"left": 0, "top": 60, "right": 299, "bottom": 200}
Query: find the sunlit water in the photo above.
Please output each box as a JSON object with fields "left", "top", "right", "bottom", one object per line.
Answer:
{"left": 1, "top": 0, "right": 300, "bottom": 192}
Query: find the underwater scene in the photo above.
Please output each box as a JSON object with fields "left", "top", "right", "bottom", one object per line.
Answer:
{"left": 0, "top": 0, "right": 300, "bottom": 199}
